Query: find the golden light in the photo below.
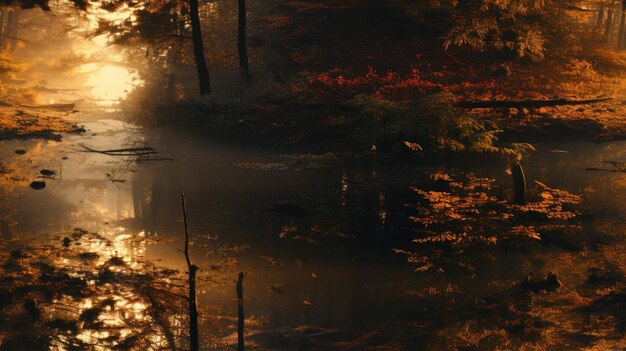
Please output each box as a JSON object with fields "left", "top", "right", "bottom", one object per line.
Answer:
{"left": 83, "top": 64, "right": 142, "bottom": 103}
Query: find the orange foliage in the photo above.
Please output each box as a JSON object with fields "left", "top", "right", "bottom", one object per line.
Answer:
{"left": 398, "top": 173, "right": 583, "bottom": 272}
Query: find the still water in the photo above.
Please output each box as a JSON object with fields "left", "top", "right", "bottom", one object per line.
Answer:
{"left": 1, "top": 100, "right": 625, "bottom": 342}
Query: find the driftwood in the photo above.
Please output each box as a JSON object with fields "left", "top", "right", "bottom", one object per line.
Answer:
{"left": 457, "top": 97, "right": 612, "bottom": 109}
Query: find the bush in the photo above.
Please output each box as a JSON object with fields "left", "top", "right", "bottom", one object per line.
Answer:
{"left": 349, "top": 92, "right": 531, "bottom": 159}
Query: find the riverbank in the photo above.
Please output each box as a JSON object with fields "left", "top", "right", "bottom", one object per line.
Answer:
{"left": 0, "top": 105, "right": 85, "bottom": 141}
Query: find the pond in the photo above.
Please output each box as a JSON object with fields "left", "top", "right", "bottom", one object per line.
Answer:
{"left": 1, "top": 94, "right": 625, "bottom": 348}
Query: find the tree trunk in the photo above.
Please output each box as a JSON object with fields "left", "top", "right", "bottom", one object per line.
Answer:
{"left": 181, "top": 191, "right": 200, "bottom": 351}
{"left": 0, "top": 12, "right": 5, "bottom": 45}
{"left": 622, "top": 19, "right": 626, "bottom": 49}
{"left": 188, "top": 265, "right": 199, "bottom": 351}
{"left": 606, "top": 3, "right": 615, "bottom": 40}
{"left": 178, "top": 7, "right": 188, "bottom": 41}
{"left": 597, "top": 6, "right": 605, "bottom": 28}
{"left": 512, "top": 163, "right": 526, "bottom": 205}
{"left": 618, "top": 11, "right": 625, "bottom": 49}
{"left": 8, "top": 10, "right": 18, "bottom": 52}
{"left": 238, "top": 0, "right": 251, "bottom": 81}
{"left": 236, "top": 272, "right": 246, "bottom": 351}
{"left": 3, "top": 11, "right": 13, "bottom": 50}
{"left": 188, "top": 0, "right": 211, "bottom": 95}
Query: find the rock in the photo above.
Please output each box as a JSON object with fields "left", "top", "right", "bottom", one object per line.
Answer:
{"left": 62, "top": 237, "right": 71, "bottom": 247}
{"left": 30, "top": 181, "right": 46, "bottom": 190}
{"left": 40, "top": 169, "right": 56, "bottom": 176}
{"left": 14, "top": 149, "right": 26, "bottom": 155}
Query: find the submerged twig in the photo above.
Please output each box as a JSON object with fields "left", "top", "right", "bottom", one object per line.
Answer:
{"left": 236, "top": 272, "right": 247, "bottom": 351}
{"left": 585, "top": 161, "right": 626, "bottom": 173}
{"left": 79, "top": 144, "right": 158, "bottom": 157}
{"left": 604, "top": 161, "right": 626, "bottom": 172}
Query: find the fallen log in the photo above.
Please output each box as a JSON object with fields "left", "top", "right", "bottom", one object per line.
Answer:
{"left": 457, "top": 97, "right": 612, "bottom": 109}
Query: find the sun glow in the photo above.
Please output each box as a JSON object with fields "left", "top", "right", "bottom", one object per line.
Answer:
{"left": 83, "top": 64, "right": 143, "bottom": 103}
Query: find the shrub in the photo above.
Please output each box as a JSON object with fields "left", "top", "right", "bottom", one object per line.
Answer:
{"left": 349, "top": 92, "right": 530, "bottom": 159}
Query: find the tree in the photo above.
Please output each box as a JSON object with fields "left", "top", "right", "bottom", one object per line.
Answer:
{"left": 617, "top": 9, "right": 625, "bottom": 49}
{"left": 189, "top": 0, "right": 211, "bottom": 95}
{"left": 238, "top": 0, "right": 250, "bottom": 81}
{"left": 444, "top": 0, "right": 585, "bottom": 61}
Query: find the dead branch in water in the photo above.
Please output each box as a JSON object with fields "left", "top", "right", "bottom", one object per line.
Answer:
{"left": 457, "top": 97, "right": 612, "bottom": 109}
{"left": 79, "top": 144, "right": 158, "bottom": 157}
{"left": 181, "top": 190, "right": 200, "bottom": 351}
{"left": 236, "top": 272, "right": 247, "bottom": 351}
{"left": 605, "top": 161, "right": 626, "bottom": 172}
{"left": 586, "top": 161, "right": 626, "bottom": 173}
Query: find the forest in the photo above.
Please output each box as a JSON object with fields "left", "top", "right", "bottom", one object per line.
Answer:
{"left": 0, "top": 0, "right": 624, "bottom": 350}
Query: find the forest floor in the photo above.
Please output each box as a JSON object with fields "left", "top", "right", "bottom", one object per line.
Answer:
{"left": 0, "top": 104, "right": 83, "bottom": 141}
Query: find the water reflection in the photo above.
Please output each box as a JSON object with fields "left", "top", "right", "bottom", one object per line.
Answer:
{"left": 1, "top": 117, "right": 625, "bottom": 347}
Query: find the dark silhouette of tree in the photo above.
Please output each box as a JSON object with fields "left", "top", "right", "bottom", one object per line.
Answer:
{"left": 189, "top": 0, "right": 211, "bottom": 95}
{"left": 238, "top": 0, "right": 250, "bottom": 82}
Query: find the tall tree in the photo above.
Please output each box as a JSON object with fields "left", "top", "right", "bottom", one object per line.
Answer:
{"left": 8, "top": 10, "right": 18, "bottom": 51}
{"left": 617, "top": 9, "right": 625, "bottom": 49}
{"left": 4, "top": 10, "right": 13, "bottom": 50}
{"left": 605, "top": 0, "right": 615, "bottom": 40}
{"left": 188, "top": 0, "right": 211, "bottom": 95}
{"left": 597, "top": 3, "right": 605, "bottom": 29}
{"left": 238, "top": 0, "right": 250, "bottom": 81}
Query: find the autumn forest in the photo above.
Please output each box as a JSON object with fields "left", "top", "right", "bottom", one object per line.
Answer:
{"left": 0, "top": 0, "right": 625, "bottom": 350}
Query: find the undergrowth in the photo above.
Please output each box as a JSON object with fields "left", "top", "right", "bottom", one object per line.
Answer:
{"left": 397, "top": 172, "right": 582, "bottom": 272}
{"left": 349, "top": 92, "right": 533, "bottom": 160}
